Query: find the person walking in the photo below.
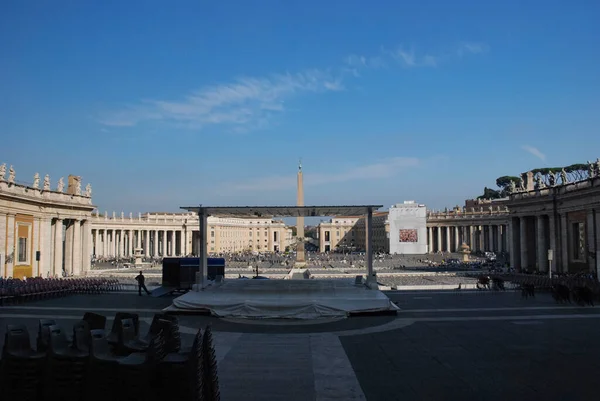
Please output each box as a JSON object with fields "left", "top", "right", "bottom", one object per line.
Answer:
{"left": 135, "top": 271, "right": 151, "bottom": 296}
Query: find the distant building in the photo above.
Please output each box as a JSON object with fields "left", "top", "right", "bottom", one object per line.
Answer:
{"left": 318, "top": 212, "right": 389, "bottom": 253}
{"left": 388, "top": 201, "right": 427, "bottom": 254}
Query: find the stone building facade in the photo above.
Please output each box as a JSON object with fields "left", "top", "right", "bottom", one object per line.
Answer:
{"left": 318, "top": 212, "right": 389, "bottom": 253}
{"left": 90, "top": 212, "right": 293, "bottom": 258}
{"left": 426, "top": 200, "right": 511, "bottom": 254}
{"left": 507, "top": 176, "right": 600, "bottom": 275}
{"left": 1, "top": 165, "right": 94, "bottom": 278}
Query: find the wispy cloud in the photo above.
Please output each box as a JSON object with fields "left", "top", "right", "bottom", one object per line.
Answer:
{"left": 389, "top": 47, "right": 438, "bottom": 68}
{"left": 521, "top": 145, "right": 546, "bottom": 161}
{"left": 99, "top": 41, "right": 488, "bottom": 133}
{"left": 222, "top": 157, "right": 420, "bottom": 192}
{"left": 457, "top": 42, "right": 489, "bottom": 56}
{"left": 350, "top": 42, "right": 488, "bottom": 72}
{"left": 98, "top": 70, "right": 344, "bottom": 129}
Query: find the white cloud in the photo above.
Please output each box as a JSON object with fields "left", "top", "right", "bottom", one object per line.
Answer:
{"left": 521, "top": 145, "right": 546, "bottom": 161}
{"left": 390, "top": 47, "right": 438, "bottom": 68}
{"left": 457, "top": 42, "right": 489, "bottom": 56}
{"left": 223, "top": 157, "right": 420, "bottom": 192}
{"left": 98, "top": 69, "right": 344, "bottom": 130}
{"left": 345, "top": 54, "right": 387, "bottom": 70}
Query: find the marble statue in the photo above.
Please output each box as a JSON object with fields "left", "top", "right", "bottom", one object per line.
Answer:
{"left": 595, "top": 158, "right": 600, "bottom": 176}
{"left": 535, "top": 174, "right": 546, "bottom": 189}
{"left": 75, "top": 180, "right": 81, "bottom": 195}
{"left": 588, "top": 161, "right": 596, "bottom": 179}
{"left": 129, "top": 212, "right": 133, "bottom": 220}
{"left": 121, "top": 211, "right": 124, "bottom": 220}
{"left": 548, "top": 172, "right": 556, "bottom": 187}
{"left": 0, "top": 163, "right": 6, "bottom": 181}
{"left": 138, "top": 212, "right": 142, "bottom": 220}
{"left": 8, "top": 165, "right": 15, "bottom": 184}
{"left": 104, "top": 211, "right": 108, "bottom": 219}
{"left": 508, "top": 180, "right": 516, "bottom": 194}
{"left": 33, "top": 173, "right": 40, "bottom": 189}
{"left": 57, "top": 177, "right": 64, "bottom": 192}
{"left": 560, "top": 169, "right": 568, "bottom": 185}
{"left": 112, "top": 211, "right": 116, "bottom": 219}
{"left": 43, "top": 174, "right": 50, "bottom": 190}
{"left": 84, "top": 183, "right": 92, "bottom": 197}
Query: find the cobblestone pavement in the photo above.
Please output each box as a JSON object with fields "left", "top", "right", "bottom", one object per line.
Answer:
{"left": 1, "top": 291, "right": 599, "bottom": 400}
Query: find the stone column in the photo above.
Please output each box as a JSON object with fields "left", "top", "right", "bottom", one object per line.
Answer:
{"left": 560, "top": 214, "right": 569, "bottom": 273}
{"left": 162, "top": 230, "right": 167, "bottom": 256}
{"left": 81, "top": 220, "right": 91, "bottom": 272}
{"left": 179, "top": 230, "right": 184, "bottom": 256}
{"left": 488, "top": 225, "right": 494, "bottom": 252}
{"left": 536, "top": 215, "right": 548, "bottom": 272}
{"left": 520, "top": 217, "right": 529, "bottom": 270}
{"left": 496, "top": 225, "right": 503, "bottom": 252}
{"left": 445, "top": 227, "right": 451, "bottom": 253}
{"left": 454, "top": 226, "right": 460, "bottom": 252}
{"left": 587, "top": 210, "right": 596, "bottom": 273}
{"left": 548, "top": 215, "right": 557, "bottom": 274}
{"left": 120, "top": 230, "right": 124, "bottom": 256}
{"left": 5, "top": 214, "right": 16, "bottom": 277}
{"left": 470, "top": 226, "right": 476, "bottom": 250}
{"left": 427, "top": 227, "right": 433, "bottom": 253}
{"left": 102, "top": 230, "right": 107, "bottom": 257}
{"left": 510, "top": 217, "right": 520, "bottom": 270}
{"left": 64, "top": 220, "right": 74, "bottom": 274}
{"left": 144, "top": 230, "right": 149, "bottom": 257}
{"left": 32, "top": 217, "right": 40, "bottom": 276}
{"left": 127, "top": 230, "right": 133, "bottom": 257}
{"left": 53, "top": 219, "right": 63, "bottom": 276}
{"left": 436, "top": 227, "right": 442, "bottom": 252}
{"left": 0, "top": 212, "right": 7, "bottom": 276}
{"left": 39, "top": 218, "right": 52, "bottom": 277}
{"left": 479, "top": 226, "right": 485, "bottom": 252}
{"left": 72, "top": 220, "right": 81, "bottom": 275}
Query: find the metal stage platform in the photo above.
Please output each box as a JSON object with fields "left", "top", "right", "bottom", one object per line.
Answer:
{"left": 164, "top": 279, "right": 398, "bottom": 319}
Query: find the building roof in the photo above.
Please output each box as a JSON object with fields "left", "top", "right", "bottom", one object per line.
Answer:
{"left": 180, "top": 205, "right": 383, "bottom": 218}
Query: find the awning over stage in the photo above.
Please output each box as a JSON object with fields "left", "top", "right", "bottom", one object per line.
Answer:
{"left": 179, "top": 205, "right": 384, "bottom": 218}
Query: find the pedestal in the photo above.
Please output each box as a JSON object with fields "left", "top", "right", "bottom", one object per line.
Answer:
{"left": 134, "top": 248, "right": 144, "bottom": 266}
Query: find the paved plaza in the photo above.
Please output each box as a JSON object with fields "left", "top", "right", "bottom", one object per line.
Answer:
{"left": 2, "top": 290, "right": 600, "bottom": 401}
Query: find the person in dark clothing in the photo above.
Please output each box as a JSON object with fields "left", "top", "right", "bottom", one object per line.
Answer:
{"left": 135, "top": 271, "right": 151, "bottom": 296}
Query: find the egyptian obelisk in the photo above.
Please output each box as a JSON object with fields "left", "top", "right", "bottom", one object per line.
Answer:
{"left": 295, "top": 159, "right": 306, "bottom": 267}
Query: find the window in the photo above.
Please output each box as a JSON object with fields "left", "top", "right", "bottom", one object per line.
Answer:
{"left": 211, "top": 231, "right": 215, "bottom": 237}
{"left": 274, "top": 232, "right": 278, "bottom": 242}
{"left": 18, "top": 237, "right": 28, "bottom": 263}
{"left": 325, "top": 231, "right": 330, "bottom": 241}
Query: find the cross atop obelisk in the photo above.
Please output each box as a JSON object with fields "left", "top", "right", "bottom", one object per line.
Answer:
{"left": 295, "top": 158, "right": 306, "bottom": 266}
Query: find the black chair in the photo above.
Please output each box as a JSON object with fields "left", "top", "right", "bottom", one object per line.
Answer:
{"left": 42, "top": 325, "right": 89, "bottom": 401}
{"left": 1, "top": 325, "right": 46, "bottom": 401}
{"left": 86, "top": 329, "right": 121, "bottom": 401}
{"left": 36, "top": 318, "right": 56, "bottom": 352}
{"left": 83, "top": 312, "right": 107, "bottom": 330}
{"left": 117, "top": 328, "right": 166, "bottom": 401}
{"left": 107, "top": 312, "right": 140, "bottom": 345}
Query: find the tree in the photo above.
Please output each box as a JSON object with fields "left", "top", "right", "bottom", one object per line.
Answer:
{"left": 478, "top": 187, "right": 502, "bottom": 200}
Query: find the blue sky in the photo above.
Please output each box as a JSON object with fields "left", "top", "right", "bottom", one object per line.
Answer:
{"left": 1, "top": 0, "right": 599, "bottom": 215}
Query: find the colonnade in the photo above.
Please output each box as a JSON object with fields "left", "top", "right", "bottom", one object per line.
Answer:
{"left": 427, "top": 224, "right": 509, "bottom": 254}
{"left": 91, "top": 228, "right": 189, "bottom": 258}
{"left": 509, "top": 211, "right": 599, "bottom": 273}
